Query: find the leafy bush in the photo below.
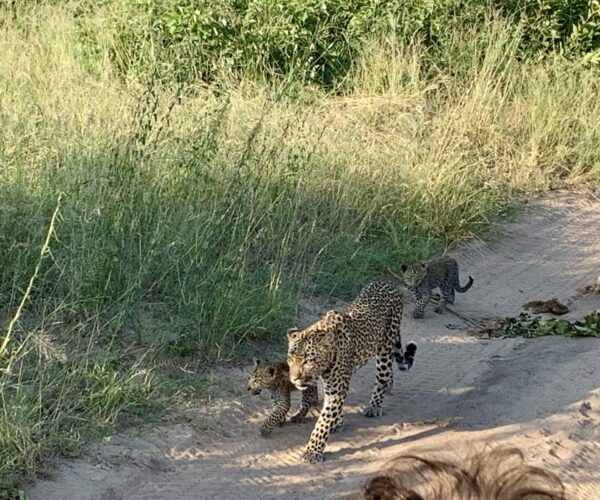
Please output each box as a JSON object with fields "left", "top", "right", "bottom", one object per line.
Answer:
{"left": 98, "top": 0, "right": 362, "bottom": 85}
{"left": 86, "top": 0, "right": 600, "bottom": 87}
{"left": 503, "top": 311, "right": 600, "bottom": 337}
{"left": 497, "top": 0, "right": 600, "bottom": 63}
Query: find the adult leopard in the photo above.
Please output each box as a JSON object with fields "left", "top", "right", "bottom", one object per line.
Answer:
{"left": 287, "top": 281, "right": 417, "bottom": 463}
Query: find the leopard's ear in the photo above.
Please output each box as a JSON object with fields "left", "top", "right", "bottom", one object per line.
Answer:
{"left": 281, "top": 363, "right": 290, "bottom": 373}
{"left": 287, "top": 327, "right": 300, "bottom": 340}
{"left": 253, "top": 357, "right": 260, "bottom": 368}
{"left": 400, "top": 264, "right": 408, "bottom": 273}
{"left": 420, "top": 263, "right": 426, "bottom": 269}
{"left": 268, "top": 366, "right": 276, "bottom": 377}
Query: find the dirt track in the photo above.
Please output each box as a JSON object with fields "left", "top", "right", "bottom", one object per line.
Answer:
{"left": 28, "top": 192, "right": 600, "bottom": 499}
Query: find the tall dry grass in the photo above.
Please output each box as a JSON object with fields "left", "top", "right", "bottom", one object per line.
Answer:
{"left": 0, "top": 3, "right": 599, "bottom": 495}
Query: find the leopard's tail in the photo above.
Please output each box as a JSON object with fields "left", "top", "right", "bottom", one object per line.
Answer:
{"left": 454, "top": 275, "right": 474, "bottom": 293}
{"left": 395, "top": 340, "right": 417, "bottom": 371}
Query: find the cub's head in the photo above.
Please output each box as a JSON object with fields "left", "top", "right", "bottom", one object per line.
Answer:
{"left": 400, "top": 263, "right": 427, "bottom": 289}
{"left": 286, "top": 310, "right": 343, "bottom": 390}
{"left": 247, "top": 359, "right": 287, "bottom": 395}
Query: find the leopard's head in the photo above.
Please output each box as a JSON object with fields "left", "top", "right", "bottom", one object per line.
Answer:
{"left": 286, "top": 310, "right": 342, "bottom": 390}
{"left": 247, "top": 359, "right": 286, "bottom": 395}
{"left": 400, "top": 263, "right": 427, "bottom": 290}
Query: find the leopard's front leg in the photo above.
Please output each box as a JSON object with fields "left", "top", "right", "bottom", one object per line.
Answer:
{"left": 363, "top": 348, "right": 394, "bottom": 417}
{"left": 290, "top": 384, "right": 318, "bottom": 423}
{"left": 435, "top": 284, "right": 453, "bottom": 313}
{"left": 412, "top": 287, "right": 431, "bottom": 319}
{"left": 300, "top": 379, "right": 348, "bottom": 463}
{"left": 260, "top": 390, "right": 291, "bottom": 437}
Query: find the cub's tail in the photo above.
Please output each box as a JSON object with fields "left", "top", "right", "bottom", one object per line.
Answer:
{"left": 455, "top": 275, "right": 474, "bottom": 293}
{"left": 395, "top": 340, "right": 417, "bottom": 371}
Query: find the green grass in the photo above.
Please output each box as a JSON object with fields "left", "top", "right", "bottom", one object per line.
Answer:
{"left": 1, "top": 1, "right": 600, "bottom": 496}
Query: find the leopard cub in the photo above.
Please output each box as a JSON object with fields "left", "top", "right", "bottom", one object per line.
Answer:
{"left": 247, "top": 358, "right": 319, "bottom": 436}
{"left": 400, "top": 255, "right": 473, "bottom": 319}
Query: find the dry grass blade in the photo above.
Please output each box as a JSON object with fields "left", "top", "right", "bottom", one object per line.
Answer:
{"left": 0, "top": 193, "right": 62, "bottom": 359}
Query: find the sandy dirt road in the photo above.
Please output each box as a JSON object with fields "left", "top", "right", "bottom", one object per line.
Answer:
{"left": 28, "top": 192, "right": 600, "bottom": 499}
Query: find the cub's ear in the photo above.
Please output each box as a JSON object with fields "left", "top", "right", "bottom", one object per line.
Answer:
{"left": 253, "top": 357, "right": 260, "bottom": 368}
{"left": 268, "top": 366, "right": 276, "bottom": 377}
{"left": 400, "top": 264, "right": 408, "bottom": 272}
{"left": 287, "top": 327, "right": 300, "bottom": 339}
{"left": 420, "top": 263, "right": 426, "bottom": 269}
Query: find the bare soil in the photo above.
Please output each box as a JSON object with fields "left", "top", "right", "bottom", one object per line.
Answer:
{"left": 27, "top": 192, "right": 600, "bottom": 499}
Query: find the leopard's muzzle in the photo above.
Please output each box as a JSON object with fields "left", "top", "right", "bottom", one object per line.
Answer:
{"left": 291, "top": 376, "right": 313, "bottom": 391}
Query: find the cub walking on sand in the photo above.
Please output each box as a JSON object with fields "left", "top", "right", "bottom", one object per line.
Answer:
{"left": 247, "top": 358, "right": 319, "bottom": 436}
{"left": 400, "top": 256, "right": 473, "bottom": 319}
{"left": 286, "top": 281, "right": 417, "bottom": 463}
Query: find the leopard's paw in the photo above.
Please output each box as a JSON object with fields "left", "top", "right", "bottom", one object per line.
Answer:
{"left": 362, "top": 406, "right": 383, "bottom": 417}
{"left": 259, "top": 424, "right": 273, "bottom": 437}
{"left": 290, "top": 413, "right": 305, "bottom": 423}
{"left": 300, "top": 448, "right": 324, "bottom": 464}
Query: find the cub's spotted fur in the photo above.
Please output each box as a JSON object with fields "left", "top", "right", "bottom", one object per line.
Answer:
{"left": 401, "top": 256, "right": 473, "bottom": 319}
{"left": 287, "top": 281, "right": 417, "bottom": 463}
{"left": 247, "top": 358, "right": 318, "bottom": 436}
